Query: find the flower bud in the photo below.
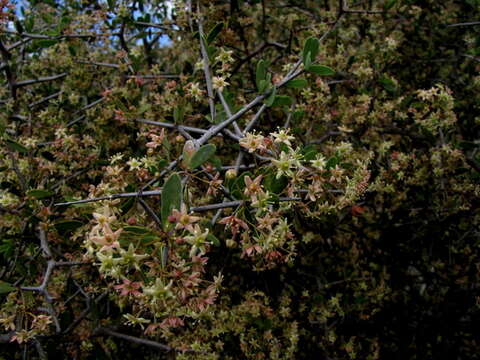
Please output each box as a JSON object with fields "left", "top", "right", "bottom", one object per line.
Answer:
{"left": 226, "top": 239, "right": 237, "bottom": 248}
{"left": 225, "top": 169, "right": 237, "bottom": 179}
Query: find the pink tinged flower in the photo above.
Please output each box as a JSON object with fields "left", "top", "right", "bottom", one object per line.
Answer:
{"left": 168, "top": 204, "right": 201, "bottom": 233}
{"left": 134, "top": 76, "right": 145, "bottom": 86}
{"left": 160, "top": 316, "right": 184, "bottom": 329}
{"left": 114, "top": 278, "right": 143, "bottom": 297}
{"left": 244, "top": 175, "right": 264, "bottom": 201}
{"left": 218, "top": 215, "right": 248, "bottom": 238}
{"left": 146, "top": 129, "right": 165, "bottom": 149}
{"left": 144, "top": 323, "right": 162, "bottom": 335}
{"left": 244, "top": 245, "right": 262, "bottom": 257}
{"left": 256, "top": 215, "right": 277, "bottom": 231}
{"left": 266, "top": 250, "right": 283, "bottom": 261}
{"left": 91, "top": 224, "right": 122, "bottom": 252}
{"left": 10, "top": 330, "right": 30, "bottom": 344}
{"left": 101, "top": 88, "right": 112, "bottom": 97}
{"left": 239, "top": 133, "right": 267, "bottom": 153}
{"left": 114, "top": 109, "right": 126, "bottom": 121}
{"left": 206, "top": 172, "right": 223, "bottom": 197}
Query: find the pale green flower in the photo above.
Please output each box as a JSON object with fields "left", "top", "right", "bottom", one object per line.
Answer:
{"left": 123, "top": 313, "right": 151, "bottom": 329}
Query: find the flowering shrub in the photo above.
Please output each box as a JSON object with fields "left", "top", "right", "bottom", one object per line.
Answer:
{"left": 1, "top": 0, "right": 479, "bottom": 359}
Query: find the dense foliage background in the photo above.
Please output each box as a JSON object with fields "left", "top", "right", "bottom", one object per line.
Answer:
{"left": 1, "top": 0, "right": 479, "bottom": 359}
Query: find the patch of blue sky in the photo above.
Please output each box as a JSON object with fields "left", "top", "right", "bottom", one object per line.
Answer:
{"left": 10, "top": 0, "right": 173, "bottom": 47}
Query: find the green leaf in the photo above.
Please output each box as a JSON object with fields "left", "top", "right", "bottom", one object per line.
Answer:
{"left": 384, "top": 0, "right": 397, "bottom": 10}
{"left": 207, "top": 23, "right": 224, "bottom": 44}
{"left": 271, "top": 95, "right": 293, "bottom": 107}
{"left": 0, "top": 282, "right": 16, "bottom": 294}
{"left": 173, "top": 105, "right": 185, "bottom": 123}
{"left": 0, "top": 239, "right": 15, "bottom": 259}
{"left": 161, "top": 173, "right": 182, "bottom": 229}
{"left": 35, "top": 39, "right": 58, "bottom": 49}
{"left": 264, "top": 173, "right": 288, "bottom": 194}
{"left": 379, "top": 75, "right": 397, "bottom": 94}
{"left": 107, "top": 0, "right": 115, "bottom": 11}
{"left": 285, "top": 79, "right": 308, "bottom": 89}
{"left": 304, "top": 51, "right": 312, "bottom": 70}
{"left": 207, "top": 233, "right": 220, "bottom": 247}
{"left": 256, "top": 60, "right": 267, "bottom": 90}
{"left": 258, "top": 79, "right": 268, "bottom": 94}
{"left": 120, "top": 197, "right": 135, "bottom": 213}
{"left": 55, "top": 220, "right": 83, "bottom": 234}
{"left": 200, "top": 34, "right": 209, "bottom": 55}
{"left": 160, "top": 244, "right": 169, "bottom": 268}
{"left": 27, "top": 189, "right": 53, "bottom": 199}
{"left": 25, "top": 17, "right": 35, "bottom": 32}
{"left": 301, "top": 145, "right": 318, "bottom": 161}
{"left": 5, "top": 139, "right": 28, "bottom": 153}
{"left": 15, "top": 20, "right": 24, "bottom": 33}
{"left": 307, "top": 65, "right": 335, "bottom": 76}
{"left": 265, "top": 87, "right": 277, "bottom": 107}
{"left": 207, "top": 45, "right": 217, "bottom": 62}
{"left": 293, "top": 110, "right": 305, "bottom": 122}
{"left": 326, "top": 156, "right": 340, "bottom": 170}
{"left": 189, "top": 144, "right": 217, "bottom": 169}
{"left": 124, "top": 226, "right": 151, "bottom": 234}
{"left": 209, "top": 155, "right": 223, "bottom": 171}
{"left": 302, "top": 37, "right": 320, "bottom": 65}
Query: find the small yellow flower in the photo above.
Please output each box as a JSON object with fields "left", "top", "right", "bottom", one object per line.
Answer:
{"left": 212, "top": 76, "right": 229, "bottom": 91}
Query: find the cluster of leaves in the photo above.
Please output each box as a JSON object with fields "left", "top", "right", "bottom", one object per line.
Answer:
{"left": 1, "top": 0, "right": 479, "bottom": 359}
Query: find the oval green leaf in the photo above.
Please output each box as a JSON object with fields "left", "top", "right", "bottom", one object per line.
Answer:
{"left": 27, "top": 189, "right": 54, "bottom": 199}
{"left": 124, "top": 226, "right": 151, "bottom": 234}
{"left": 307, "top": 65, "right": 335, "bottom": 76}
{"left": 207, "top": 23, "right": 224, "bottom": 44}
{"left": 302, "top": 37, "right": 320, "bottom": 65}
{"left": 0, "top": 281, "right": 16, "bottom": 294}
{"left": 285, "top": 79, "right": 308, "bottom": 89}
{"left": 271, "top": 95, "right": 293, "bottom": 107}
{"left": 189, "top": 144, "right": 217, "bottom": 170}
{"left": 5, "top": 139, "right": 28, "bottom": 154}
{"left": 256, "top": 59, "right": 267, "bottom": 90}
{"left": 55, "top": 220, "right": 84, "bottom": 234}
{"left": 161, "top": 172, "right": 182, "bottom": 229}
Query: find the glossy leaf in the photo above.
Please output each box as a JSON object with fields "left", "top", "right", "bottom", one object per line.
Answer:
{"left": 265, "top": 87, "right": 277, "bottom": 107}
{"left": 5, "top": 139, "right": 28, "bottom": 153}
{"left": 256, "top": 60, "right": 267, "bottom": 90}
{"left": 27, "top": 189, "right": 54, "bottom": 199}
{"left": 207, "top": 23, "right": 224, "bottom": 44}
{"left": 307, "top": 65, "right": 335, "bottom": 76}
{"left": 384, "top": 0, "right": 397, "bottom": 10}
{"left": 124, "top": 226, "right": 151, "bottom": 234}
{"left": 271, "top": 95, "right": 293, "bottom": 107}
{"left": 189, "top": 144, "right": 217, "bottom": 169}
{"left": 285, "top": 79, "right": 308, "bottom": 89}
{"left": 161, "top": 173, "right": 182, "bottom": 229}
{"left": 0, "top": 282, "right": 16, "bottom": 294}
{"left": 302, "top": 37, "right": 320, "bottom": 65}
{"left": 55, "top": 220, "right": 83, "bottom": 234}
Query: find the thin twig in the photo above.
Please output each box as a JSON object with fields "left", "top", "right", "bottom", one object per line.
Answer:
{"left": 96, "top": 327, "right": 172, "bottom": 351}
{"left": 94, "top": 327, "right": 199, "bottom": 353}
{"left": 14, "top": 73, "right": 68, "bottom": 88}
{"left": 138, "top": 198, "right": 163, "bottom": 229}
{"left": 447, "top": 21, "right": 480, "bottom": 27}
{"left": 29, "top": 91, "right": 62, "bottom": 108}
{"left": 197, "top": 5, "right": 216, "bottom": 122}
{"left": 191, "top": 197, "right": 301, "bottom": 212}
{"left": 54, "top": 190, "right": 162, "bottom": 206}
